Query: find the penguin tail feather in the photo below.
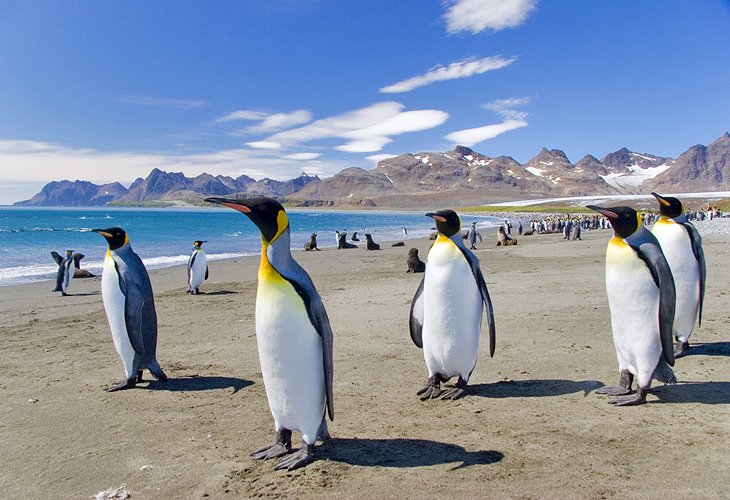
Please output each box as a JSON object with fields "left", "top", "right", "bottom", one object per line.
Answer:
{"left": 652, "top": 358, "right": 677, "bottom": 385}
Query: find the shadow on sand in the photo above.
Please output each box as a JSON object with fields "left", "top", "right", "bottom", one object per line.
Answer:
{"left": 468, "top": 379, "right": 604, "bottom": 399}
{"left": 650, "top": 381, "right": 730, "bottom": 405}
{"left": 201, "top": 290, "right": 239, "bottom": 296}
{"left": 319, "top": 437, "right": 503, "bottom": 470}
{"left": 146, "top": 375, "right": 253, "bottom": 393}
{"left": 684, "top": 342, "right": 730, "bottom": 357}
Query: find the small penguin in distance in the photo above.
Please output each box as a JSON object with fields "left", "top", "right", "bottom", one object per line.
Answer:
{"left": 410, "top": 209, "right": 496, "bottom": 400}
{"left": 650, "top": 192, "right": 706, "bottom": 357}
{"left": 587, "top": 205, "right": 676, "bottom": 406}
{"left": 204, "top": 196, "right": 334, "bottom": 471}
{"left": 92, "top": 227, "right": 168, "bottom": 392}
{"left": 187, "top": 240, "right": 209, "bottom": 295}
{"left": 51, "top": 249, "right": 84, "bottom": 296}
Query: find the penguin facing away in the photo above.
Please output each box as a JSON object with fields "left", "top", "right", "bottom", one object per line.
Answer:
{"left": 650, "top": 192, "right": 706, "bottom": 357}
{"left": 204, "top": 196, "right": 334, "bottom": 472}
{"left": 51, "top": 249, "right": 82, "bottom": 295}
{"left": 409, "top": 209, "right": 496, "bottom": 400}
{"left": 92, "top": 227, "right": 168, "bottom": 392}
{"left": 587, "top": 206, "right": 676, "bottom": 406}
{"left": 187, "top": 240, "right": 209, "bottom": 294}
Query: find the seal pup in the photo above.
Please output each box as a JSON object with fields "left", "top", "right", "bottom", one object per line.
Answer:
{"left": 92, "top": 227, "right": 168, "bottom": 391}
{"left": 187, "top": 240, "right": 209, "bottom": 294}
{"left": 587, "top": 205, "right": 676, "bottom": 406}
{"left": 304, "top": 233, "right": 319, "bottom": 251}
{"left": 391, "top": 242, "right": 405, "bottom": 247}
{"left": 365, "top": 234, "right": 380, "bottom": 250}
{"left": 410, "top": 209, "right": 496, "bottom": 400}
{"left": 338, "top": 232, "right": 357, "bottom": 249}
{"left": 497, "top": 226, "right": 517, "bottom": 246}
{"left": 407, "top": 248, "right": 426, "bottom": 273}
{"left": 650, "top": 192, "right": 706, "bottom": 357}
{"left": 351, "top": 232, "right": 360, "bottom": 241}
{"left": 204, "top": 196, "right": 334, "bottom": 471}
{"left": 51, "top": 250, "right": 84, "bottom": 295}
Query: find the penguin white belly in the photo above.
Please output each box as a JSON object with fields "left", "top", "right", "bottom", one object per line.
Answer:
{"left": 101, "top": 253, "right": 136, "bottom": 379}
{"left": 422, "top": 239, "right": 482, "bottom": 380}
{"left": 652, "top": 221, "right": 700, "bottom": 339}
{"left": 62, "top": 262, "right": 73, "bottom": 293}
{"left": 605, "top": 240, "right": 661, "bottom": 386}
{"left": 189, "top": 251, "right": 207, "bottom": 290}
{"left": 255, "top": 275, "right": 325, "bottom": 444}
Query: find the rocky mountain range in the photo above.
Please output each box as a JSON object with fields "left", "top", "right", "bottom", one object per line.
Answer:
{"left": 15, "top": 132, "right": 730, "bottom": 207}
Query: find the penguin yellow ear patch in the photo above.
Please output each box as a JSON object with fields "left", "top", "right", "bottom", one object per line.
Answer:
{"left": 272, "top": 210, "right": 289, "bottom": 242}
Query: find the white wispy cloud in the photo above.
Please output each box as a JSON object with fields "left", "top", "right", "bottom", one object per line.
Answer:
{"left": 365, "top": 153, "right": 399, "bottom": 164}
{"left": 260, "top": 101, "right": 448, "bottom": 153}
{"left": 443, "top": 0, "right": 537, "bottom": 34}
{"left": 379, "top": 56, "right": 516, "bottom": 93}
{"left": 216, "top": 110, "right": 269, "bottom": 122}
{"left": 445, "top": 96, "right": 530, "bottom": 146}
{"left": 217, "top": 108, "right": 313, "bottom": 134}
{"left": 283, "top": 152, "right": 321, "bottom": 160}
{"left": 119, "top": 95, "right": 207, "bottom": 109}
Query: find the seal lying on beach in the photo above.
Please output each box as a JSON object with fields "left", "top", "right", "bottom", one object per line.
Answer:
{"left": 365, "top": 234, "right": 380, "bottom": 250}
{"left": 391, "top": 242, "right": 405, "bottom": 247}
{"left": 304, "top": 233, "right": 319, "bottom": 251}
{"left": 338, "top": 232, "right": 357, "bottom": 249}
{"left": 407, "top": 248, "right": 426, "bottom": 273}
{"left": 497, "top": 226, "right": 518, "bottom": 246}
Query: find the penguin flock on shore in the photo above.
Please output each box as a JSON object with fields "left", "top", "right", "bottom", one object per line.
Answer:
{"left": 55, "top": 193, "right": 706, "bottom": 470}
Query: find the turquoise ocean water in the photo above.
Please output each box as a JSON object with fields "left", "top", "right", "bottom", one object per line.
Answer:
{"left": 0, "top": 207, "right": 501, "bottom": 286}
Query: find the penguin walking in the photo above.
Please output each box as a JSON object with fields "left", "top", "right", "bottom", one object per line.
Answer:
{"left": 587, "top": 206, "right": 676, "bottom": 406}
{"left": 187, "top": 240, "right": 209, "bottom": 294}
{"left": 409, "top": 209, "right": 496, "bottom": 400}
{"left": 204, "top": 196, "right": 334, "bottom": 471}
{"left": 650, "top": 193, "right": 706, "bottom": 357}
{"left": 91, "top": 227, "right": 168, "bottom": 391}
{"left": 51, "top": 249, "right": 83, "bottom": 295}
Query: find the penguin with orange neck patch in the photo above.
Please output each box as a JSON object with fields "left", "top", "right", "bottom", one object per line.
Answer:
{"left": 205, "top": 197, "right": 333, "bottom": 471}
{"left": 409, "top": 209, "right": 495, "bottom": 400}
{"left": 587, "top": 205, "right": 676, "bottom": 405}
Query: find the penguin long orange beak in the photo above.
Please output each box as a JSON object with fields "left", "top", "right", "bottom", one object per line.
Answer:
{"left": 650, "top": 192, "right": 671, "bottom": 207}
{"left": 91, "top": 229, "right": 112, "bottom": 238}
{"left": 205, "top": 197, "right": 252, "bottom": 213}
{"left": 586, "top": 205, "right": 618, "bottom": 220}
{"left": 426, "top": 212, "right": 447, "bottom": 223}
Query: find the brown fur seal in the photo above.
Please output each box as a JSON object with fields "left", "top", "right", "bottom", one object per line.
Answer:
{"left": 391, "top": 242, "right": 405, "bottom": 247}
{"left": 522, "top": 229, "right": 535, "bottom": 236}
{"left": 303, "top": 232, "right": 319, "bottom": 251}
{"left": 338, "top": 232, "right": 357, "bottom": 249}
{"left": 497, "top": 226, "right": 518, "bottom": 246}
{"left": 407, "top": 248, "right": 426, "bottom": 273}
{"left": 365, "top": 234, "right": 380, "bottom": 250}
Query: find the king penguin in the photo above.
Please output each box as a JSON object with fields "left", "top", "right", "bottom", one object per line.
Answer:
{"left": 187, "top": 240, "right": 209, "bottom": 294}
{"left": 650, "top": 192, "right": 706, "bottom": 357}
{"left": 587, "top": 205, "right": 676, "bottom": 406}
{"left": 409, "top": 209, "right": 495, "bottom": 400}
{"left": 51, "top": 249, "right": 83, "bottom": 296}
{"left": 204, "top": 196, "right": 334, "bottom": 471}
{"left": 92, "top": 227, "right": 168, "bottom": 391}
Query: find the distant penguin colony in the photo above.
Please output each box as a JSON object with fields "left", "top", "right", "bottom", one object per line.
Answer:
{"left": 587, "top": 206, "right": 676, "bottom": 406}
{"left": 51, "top": 249, "right": 84, "bottom": 296}
{"left": 92, "top": 227, "right": 168, "bottom": 392}
{"left": 650, "top": 192, "right": 706, "bottom": 357}
{"left": 409, "top": 209, "right": 496, "bottom": 400}
{"left": 187, "top": 240, "right": 209, "bottom": 295}
{"left": 205, "top": 196, "right": 334, "bottom": 471}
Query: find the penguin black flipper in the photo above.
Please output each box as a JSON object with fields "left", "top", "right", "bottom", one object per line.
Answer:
{"left": 625, "top": 227, "right": 676, "bottom": 366}
{"left": 205, "top": 265, "right": 209, "bottom": 280}
{"left": 51, "top": 251, "right": 63, "bottom": 265}
{"left": 681, "top": 221, "right": 706, "bottom": 326}
{"left": 409, "top": 278, "right": 425, "bottom": 348}
{"left": 112, "top": 253, "right": 158, "bottom": 357}
{"left": 459, "top": 247, "right": 496, "bottom": 358}
{"left": 280, "top": 267, "right": 335, "bottom": 422}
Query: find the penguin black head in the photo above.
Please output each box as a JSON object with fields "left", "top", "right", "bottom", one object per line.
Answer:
{"left": 92, "top": 227, "right": 128, "bottom": 250}
{"left": 426, "top": 209, "right": 461, "bottom": 238}
{"left": 586, "top": 205, "right": 640, "bottom": 239}
{"left": 651, "top": 192, "right": 683, "bottom": 218}
{"left": 205, "top": 196, "right": 287, "bottom": 243}
{"left": 193, "top": 240, "right": 207, "bottom": 248}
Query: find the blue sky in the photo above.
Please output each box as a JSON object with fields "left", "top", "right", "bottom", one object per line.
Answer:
{"left": 1, "top": 0, "right": 729, "bottom": 204}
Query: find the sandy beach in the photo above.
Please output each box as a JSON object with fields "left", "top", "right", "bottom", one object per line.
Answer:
{"left": 1, "top": 219, "right": 729, "bottom": 499}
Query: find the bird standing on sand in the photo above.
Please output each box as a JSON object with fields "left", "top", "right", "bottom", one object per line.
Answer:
{"left": 650, "top": 192, "right": 706, "bottom": 357}
{"left": 51, "top": 249, "right": 84, "bottom": 296}
{"left": 587, "top": 205, "right": 676, "bottom": 406}
{"left": 187, "top": 240, "right": 209, "bottom": 295}
{"left": 410, "top": 209, "right": 495, "bottom": 400}
{"left": 92, "top": 227, "right": 168, "bottom": 391}
{"left": 204, "top": 196, "right": 334, "bottom": 471}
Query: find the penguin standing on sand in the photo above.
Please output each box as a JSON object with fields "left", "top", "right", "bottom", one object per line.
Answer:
{"left": 51, "top": 249, "right": 83, "bottom": 295}
{"left": 650, "top": 192, "right": 706, "bottom": 357}
{"left": 409, "top": 209, "right": 495, "bottom": 400}
{"left": 92, "top": 227, "right": 168, "bottom": 391}
{"left": 587, "top": 206, "right": 676, "bottom": 406}
{"left": 187, "top": 240, "right": 209, "bottom": 294}
{"left": 204, "top": 196, "right": 334, "bottom": 471}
